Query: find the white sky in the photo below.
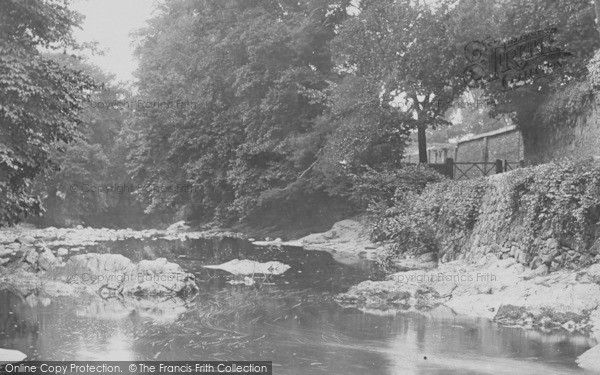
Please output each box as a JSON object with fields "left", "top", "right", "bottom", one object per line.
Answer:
{"left": 70, "top": 0, "right": 157, "bottom": 83}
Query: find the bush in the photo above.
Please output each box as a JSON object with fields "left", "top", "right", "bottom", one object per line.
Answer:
{"left": 375, "top": 157, "right": 600, "bottom": 266}
{"left": 347, "top": 164, "right": 446, "bottom": 209}
{"left": 372, "top": 178, "right": 487, "bottom": 258}
{"left": 511, "top": 158, "right": 600, "bottom": 252}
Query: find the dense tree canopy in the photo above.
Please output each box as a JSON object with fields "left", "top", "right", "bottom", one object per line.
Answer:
{"left": 0, "top": 0, "right": 96, "bottom": 226}
{"left": 3, "top": 0, "right": 600, "bottom": 229}
{"left": 126, "top": 0, "right": 351, "bottom": 223}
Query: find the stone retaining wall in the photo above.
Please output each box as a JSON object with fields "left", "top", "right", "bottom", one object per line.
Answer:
{"left": 430, "top": 166, "right": 600, "bottom": 271}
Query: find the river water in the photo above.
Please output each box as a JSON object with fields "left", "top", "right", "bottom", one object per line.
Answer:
{"left": 0, "top": 237, "right": 596, "bottom": 374}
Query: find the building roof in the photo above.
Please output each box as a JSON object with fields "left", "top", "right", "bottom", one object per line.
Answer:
{"left": 457, "top": 125, "right": 518, "bottom": 144}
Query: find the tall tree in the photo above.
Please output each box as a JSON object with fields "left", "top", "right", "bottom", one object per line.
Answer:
{"left": 0, "top": 0, "right": 95, "bottom": 225}
{"left": 327, "top": 0, "right": 462, "bottom": 164}
{"left": 128, "top": 0, "right": 350, "bottom": 222}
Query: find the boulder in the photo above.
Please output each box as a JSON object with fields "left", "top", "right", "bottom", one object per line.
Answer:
{"left": 417, "top": 252, "right": 437, "bottom": 263}
{"left": 539, "top": 238, "right": 560, "bottom": 263}
{"left": 45, "top": 253, "right": 198, "bottom": 297}
{"left": 123, "top": 257, "right": 197, "bottom": 296}
{"left": 57, "top": 248, "right": 69, "bottom": 256}
{"left": 19, "top": 235, "right": 36, "bottom": 244}
{"left": 585, "top": 263, "right": 600, "bottom": 284}
{"left": 204, "top": 259, "right": 290, "bottom": 275}
{"left": 0, "top": 348, "right": 27, "bottom": 364}
{"left": 577, "top": 344, "right": 600, "bottom": 372}
{"left": 20, "top": 246, "right": 58, "bottom": 271}
{"left": 167, "top": 221, "right": 190, "bottom": 232}
{"left": 0, "top": 246, "right": 12, "bottom": 257}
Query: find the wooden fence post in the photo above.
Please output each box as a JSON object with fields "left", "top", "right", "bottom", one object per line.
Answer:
{"left": 445, "top": 158, "right": 454, "bottom": 179}
{"left": 495, "top": 159, "right": 503, "bottom": 174}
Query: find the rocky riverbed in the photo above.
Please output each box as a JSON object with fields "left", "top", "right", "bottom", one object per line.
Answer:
{"left": 2, "top": 220, "right": 600, "bottom": 371}
{"left": 334, "top": 252, "right": 600, "bottom": 372}
{"left": 0, "top": 222, "right": 245, "bottom": 256}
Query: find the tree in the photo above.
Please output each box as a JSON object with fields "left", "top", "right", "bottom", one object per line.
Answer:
{"left": 128, "top": 0, "right": 350, "bottom": 223}
{"left": 326, "top": 0, "right": 463, "bottom": 165}
{"left": 0, "top": 0, "right": 95, "bottom": 226}
{"left": 30, "top": 54, "right": 133, "bottom": 227}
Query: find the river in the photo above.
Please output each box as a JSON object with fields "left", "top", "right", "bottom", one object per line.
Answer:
{"left": 0, "top": 236, "right": 596, "bottom": 374}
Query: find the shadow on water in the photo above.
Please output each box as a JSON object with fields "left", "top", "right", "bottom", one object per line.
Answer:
{"left": 0, "top": 237, "right": 596, "bottom": 374}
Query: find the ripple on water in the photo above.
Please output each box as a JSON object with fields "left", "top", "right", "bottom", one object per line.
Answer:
{"left": 0, "top": 237, "right": 595, "bottom": 374}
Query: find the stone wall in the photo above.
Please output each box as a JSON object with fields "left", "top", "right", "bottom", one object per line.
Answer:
{"left": 455, "top": 126, "right": 524, "bottom": 163}
{"left": 425, "top": 164, "right": 600, "bottom": 271}
{"left": 525, "top": 106, "right": 600, "bottom": 164}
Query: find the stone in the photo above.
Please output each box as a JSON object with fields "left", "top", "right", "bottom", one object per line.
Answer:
{"left": 0, "top": 348, "right": 27, "bottom": 364}
{"left": 542, "top": 229, "right": 553, "bottom": 240}
{"left": 498, "top": 257, "right": 517, "bottom": 268}
{"left": 539, "top": 316, "right": 552, "bottom": 328}
{"left": 20, "top": 246, "right": 58, "bottom": 271}
{"left": 417, "top": 252, "right": 436, "bottom": 262}
{"left": 490, "top": 244, "right": 501, "bottom": 253}
{"left": 37, "top": 247, "right": 58, "bottom": 270}
{"left": 586, "top": 264, "right": 600, "bottom": 284}
{"left": 434, "top": 282, "right": 457, "bottom": 298}
{"left": 562, "top": 320, "right": 576, "bottom": 332}
{"left": 534, "top": 264, "right": 549, "bottom": 276}
{"left": 20, "top": 235, "right": 36, "bottom": 244}
{"left": 203, "top": 259, "right": 290, "bottom": 275}
{"left": 0, "top": 246, "right": 11, "bottom": 257}
{"left": 55, "top": 253, "right": 199, "bottom": 296}
{"left": 577, "top": 344, "right": 600, "bottom": 372}
{"left": 510, "top": 246, "right": 518, "bottom": 256}
{"left": 539, "top": 238, "right": 560, "bottom": 263}
{"left": 57, "top": 248, "right": 69, "bottom": 256}
{"left": 166, "top": 220, "right": 190, "bottom": 232}
{"left": 529, "top": 256, "right": 542, "bottom": 270}
{"left": 579, "top": 254, "right": 593, "bottom": 266}
{"left": 590, "top": 239, "right": 600, "bottom": 255}
{"left": 514, "top": 249, "right": 524, "bottom": 263}
{"left": 547, "top": 238, "right": 560, "bottom": 249}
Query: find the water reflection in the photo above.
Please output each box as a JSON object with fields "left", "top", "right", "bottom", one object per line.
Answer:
{"left": 0, "top": 238, "right": 596, "bottom": 374}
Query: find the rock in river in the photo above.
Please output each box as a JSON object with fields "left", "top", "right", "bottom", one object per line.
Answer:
{"left": 0, "top": 348, "right": 27, "bottom": 364}
{"left": 2, "top": 252, "right": 198, "bottom": 298}
{"left": 577, "top": 344, "right": 600, "bottom": 372}
{"left": 204, "top": 259, "right": 290, "bottom": 275}
{"left": 53, "top": 253, "right": 199, "bottom": 296}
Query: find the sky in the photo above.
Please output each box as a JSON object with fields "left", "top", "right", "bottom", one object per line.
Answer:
{"left": 70, "top": 0, "right": 157, "bottom": 83}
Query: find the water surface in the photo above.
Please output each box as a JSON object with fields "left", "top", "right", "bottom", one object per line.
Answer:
{"left": 0, "top": 237, "right": 596, "bottom": 374}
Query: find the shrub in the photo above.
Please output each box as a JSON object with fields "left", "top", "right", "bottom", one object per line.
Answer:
{"left": 347, "top": 164, "right": 446, "bottom": 209}
{"left": 372, "top": 178, "right": 486, "bottom": 259}
{"left": 375, "top": 157, "right": 600, "bottom": 266}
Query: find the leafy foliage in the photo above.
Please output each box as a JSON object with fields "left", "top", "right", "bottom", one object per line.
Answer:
{"left": 509, "top": 159, "right": 600, "bottom": 251}
{"left": 373, "top": 178, "right": 486, "bottom": 258}
{"left": 0, "top": 0, "right": 96, "bottom": 226}
{"left": 377, "top": 159, "right": 600, "bottom": 264}
{"left": 28, "top": 54, "right": 139, "bottom": 227}
{"left": 127, "top": 0, "right": 353, "bottom": 223}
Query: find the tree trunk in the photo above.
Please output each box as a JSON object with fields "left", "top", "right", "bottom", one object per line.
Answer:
{"left": 596, "top": 0, "right": 600, "bottom": 35}
{"left": 418, "top": 121, "right": 427, "bottom": 164}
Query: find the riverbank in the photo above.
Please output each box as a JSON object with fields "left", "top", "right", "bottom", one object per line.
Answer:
{"left": 1, "top": 217, "right": 599, "bottom": 370}
{"left": 329, "top": 160, "right": 600, "bottom": 372}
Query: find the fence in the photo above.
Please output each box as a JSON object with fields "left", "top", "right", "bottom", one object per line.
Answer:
{"left": 420, "top": 158, "right": 525, "bottom": 180}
